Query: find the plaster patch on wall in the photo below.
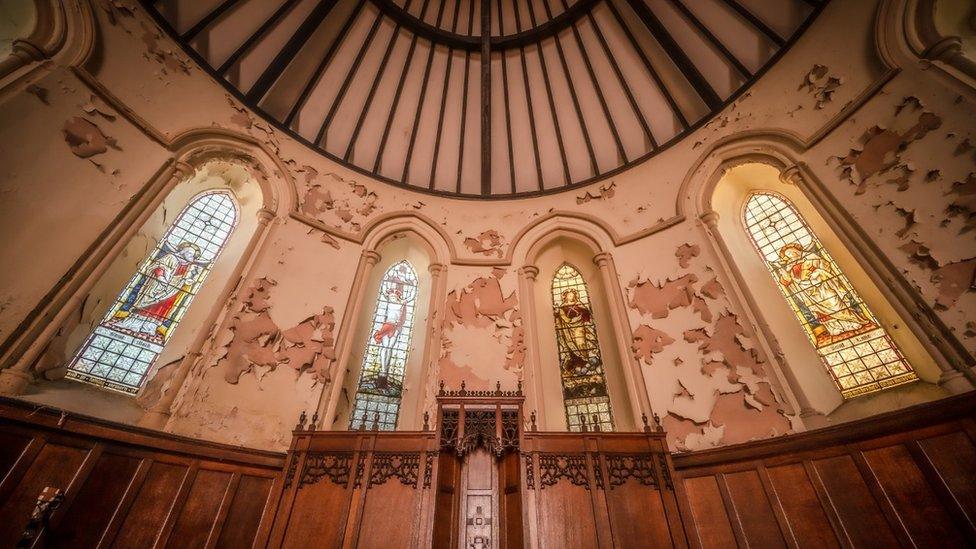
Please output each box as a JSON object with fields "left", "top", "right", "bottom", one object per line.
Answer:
{"left": 463, "top": 230, "right": 506, "bottom": 258}
{"left": 213, "top": 277, "right": 336, "bottom": 385}
{"left": 439, "top": 272, "right": 523, "bottom": 390}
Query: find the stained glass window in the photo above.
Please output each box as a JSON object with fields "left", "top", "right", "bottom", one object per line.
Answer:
{"left": 551, "top": 264, "right": 614, "bottom": 432}
{"left": 744, "top": 192, "right": 917, "bottom": 398}
{"left": 350, "top": 261, "right": 419, "bottom": 430}
{"left": 66, "top": 190, "right": 239, "bottom": 394}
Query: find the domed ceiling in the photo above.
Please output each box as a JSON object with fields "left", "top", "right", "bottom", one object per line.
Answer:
{"left": 145, "top": 0, "right": 824, "bottom": 197}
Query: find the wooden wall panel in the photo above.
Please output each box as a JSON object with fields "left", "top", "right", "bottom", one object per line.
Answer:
{"left": 812, "top": 454, "right": 901, "bottom": 546}
{"left": 722, "top": 470, "right": 786, "bottom": 548}
{"left": 537, "top": 484, "right": 599, "bottom": 548}
{"left": 918, "top": 431, "right": 976, "bottom": 529}
{"left": 215, "top": 474, "right": 275, "bottom": 549}
{"left": 356, "top": 482, "right": 421, "bottom": 547}
{"left": 764, "top": 463, "right": 839, "bottom": 548}
{"left": 0, "top": 398, "right": 283, "bottom": 549}
{"left": 282, "top": 478, "right": 354, "bottom": 547}
{"left": 604, "top": 482, "right": 673, "bottom": 547}
{"left": 683, "top": 475, "right": 737, "bottom": 548}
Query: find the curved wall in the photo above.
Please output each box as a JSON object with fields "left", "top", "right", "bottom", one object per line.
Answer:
{"left": 0, "top": 0, "right": 973, "bottom": 452}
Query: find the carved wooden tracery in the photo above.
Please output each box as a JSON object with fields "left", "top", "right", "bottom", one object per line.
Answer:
{"left": 368, "top": 452, "right": 421, "bottom": 487}
{"left": 537, "top": 454, "right": 590, "bottom": 490}
{"left": 605, "top": 454, "right": 657, "bottom": 489}
{"left": 300, "top": 452, "right": 353, "bottom": 488}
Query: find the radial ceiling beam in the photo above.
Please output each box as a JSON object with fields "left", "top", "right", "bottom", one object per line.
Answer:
{"left": 181, "top": 0, "right": 243, "bottom": 42}
{"left": 216, "top": 0, "right": 302, "bottom": 76}
{"left": 246, "top": 0, "right": 339, "bottom": 104}
{"left": 719, "top": 0, "right": 785, "bottom": 47}
{"left": 622, "top": 0, "right": 722, "bottom": 110}
{"left": 480, "top": 0, "right": 492, "bottom": 195}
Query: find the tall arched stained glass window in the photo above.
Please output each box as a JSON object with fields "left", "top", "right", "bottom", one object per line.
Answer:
{"left": 551, "top": 264, "right": 614, "bottom": 432}
{"left": 350, "top": 261, "right": 419, "bottom": 430}
{"left": 66, "top": 190, "right": 239, "bottom": 394}
{"left": 744, "top": 192, "right": 917, "bottom": 398}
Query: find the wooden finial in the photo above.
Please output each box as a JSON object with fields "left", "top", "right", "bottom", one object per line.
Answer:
{"left": 496, "top": 380, "right": 502, "bottom": 394}
{"left": 296, "top": 410, "right": 307, "bottom": 430}
{"left": 592, "top": 414, "right": 601, "bottom": 432}
{"left": 423, "top": 411, "right": 430, "bottom": 431}
{"left": 579, "top": 413, "right": 588, "bottom": 433}
{"left": 309, "top": 412, "right": 319, "bottom": 431}
{"left": 530, "top": 410, "right": 537, "bottom": 431}
{"left": 460, "top": 380, "right": 466, "bottom": 394}
{"left": 517, "top": 380, "right": 523, "bottom": 395}
{"left": 641, "top": 412, "right": 651, "bottom": 433}
{"left": 371, "top": 413, "right": 380, "bottom": 431}
{"left": 653, "top": 412, "right": 664, "bottom": 433}
{"left": 358, "top": 410, "right": 368, "bottom": 431}
{"left": 439, "top": 379, "right": 445, "bottom": 395}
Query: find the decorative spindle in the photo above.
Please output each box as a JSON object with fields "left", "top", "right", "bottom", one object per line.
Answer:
{"left": 358, "top": 410, "right": 368, "bottom": 431}
{"left": 309, "top": 412, "right": 319, "bottom": 431}
{"left": 653, "top": 412, "right": 663, "bottom": 433}
{"left": 530, "top": 410, "right": 537, "bottom": 431}
{"left": 423, "top": 411, "right": 430, "bottom": 431}
{"left": 641, "top": 412, "right": 651, "bottom": 433}
{"left": 517, "top": 380, "right": 523, "bottom": 395}
{"left": 460, "top": 380, "right": 466, "bottom": 395}
{"left": 579, "top": 413, "right": 588, "bottom": 433}
{"left": 439, "top": 379, "right": 445, "bottom": 396}
{"left": 496, "top": 380, "right": 502, "bottom": 394}
{"left": 592, "top": 414, "right": 601, "bottom": 432}
{"left": 371, "top": 413, "right": 380, "bottom": 431}
{"left": 296, "top": 410, "right": 307, "bottom": 431}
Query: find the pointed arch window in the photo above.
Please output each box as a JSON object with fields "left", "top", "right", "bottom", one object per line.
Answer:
{"left": 66, "top": 190, "right": 239, "bottom": 394}
{"left": 350, "top": 260, "right": 419, "bottom": 430}
{"left": 551, "top": 264, "right": 614, "bottom": 432}
{"left": 744, "top": 192, "right": 917, "bottom": 398}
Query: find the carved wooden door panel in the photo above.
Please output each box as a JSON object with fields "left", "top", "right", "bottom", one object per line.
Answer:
{"left": 459, "top": 448, "right": 498, "bottom": 549}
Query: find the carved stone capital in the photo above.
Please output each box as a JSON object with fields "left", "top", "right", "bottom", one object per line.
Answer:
{"left": 779, "top": 165, "right": 805, "bottom": 187}
{"left": 363, "top": 250, "right": 382, "bottom": 266}
{"left": 256, "top": 208, "right": 276, "bottom": 225}
{"left": 699, "top": 210, "right": 720, "bottom": 228}
{"left": 518, "top": 265, "right": 539, "bottom": 281}
{"left": 922, "top": 36, "right": 964, "bottom": 63}
{"left": 172, "top": 160, "right": 196, "bottom": 179}
{"left": 428, "top": 263, "right": 446, "bottom": 276}
{"left": 10, "top": 39, "right": 46, "bottom": 62}
{"left": 592, "top": 251, "right": 613, "bottom": 268}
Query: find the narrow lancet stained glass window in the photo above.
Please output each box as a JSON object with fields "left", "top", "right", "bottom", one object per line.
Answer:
{"left": 551, "top": 264, "right": 614, "bottom": 432}
{"left": 66, "top": 190, "right": 239, "bottom": 394}
{"left": 350, "top": 261, "right": 419, "bottom": 430}
{"left": 744, "top": 192, "right": 917, "bottom": 398}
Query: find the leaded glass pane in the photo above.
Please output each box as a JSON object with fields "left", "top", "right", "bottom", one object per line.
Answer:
{"left": 350, "top": 261, "right": 419, "bottom": 430}
{"left": 66, "top": 191, "right": 239, "bottom": 394}
{"left": 551, "top": 264, "right": 614, "bottom": 432}
{"left": 743, "top": 192, "right": 917, "bottom": 398}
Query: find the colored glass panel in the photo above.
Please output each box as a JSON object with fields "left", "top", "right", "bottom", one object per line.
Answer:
{"left": 66, "top": 190, "right": 239, "bottom": 394}
{"left": 744, "top": 192, "right": 917, "bottom": 398}
{"left": 551, "top": 264, "right": 614, "bottom": 432}
{"left": 350, "top": 260, "right": 419, "bottom": 430}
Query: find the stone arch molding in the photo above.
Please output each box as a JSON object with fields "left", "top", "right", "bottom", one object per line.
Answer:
{"left": 0, "top": 0, "right": 95, "bottom": 86}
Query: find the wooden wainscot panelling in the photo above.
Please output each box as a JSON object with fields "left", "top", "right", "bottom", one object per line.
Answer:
{"left": 673, "top": 393, "right": 976, "bottom": 548}
{"left": 0, "top": 397, "right": 283, "bottom": 549}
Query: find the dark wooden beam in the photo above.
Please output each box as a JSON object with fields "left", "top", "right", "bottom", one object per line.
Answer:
{"left": 719, "top": 0, "right": 785, "bottom": 47}
{"left": 669, "top": 0, "right": 751, "bottom": 78}
{"left": 181, "top": 0, "right": 242, "bottom": 42}
{"left": 480, "top": 0, "right": 492, "bottom": 195}
{"left": 246, "top": 0, "right": 338, "bottom": 104}
{"left": 622, "top": 0, "right": 722, "bottom": 110}
{"left": 217, "top": 0, "right": 301, "bottom": 76}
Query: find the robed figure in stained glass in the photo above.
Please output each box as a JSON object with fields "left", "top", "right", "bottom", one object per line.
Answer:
{"left": 551, "top": 264, "right": 614, "bottom": 432}
{"left": 108, "top": 242, "right": 208, "bottom": 344}
{"left": 774, "top": 242, "right": 874, "bottom": 346}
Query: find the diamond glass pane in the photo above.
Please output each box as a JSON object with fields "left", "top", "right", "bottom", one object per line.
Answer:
{"left": 66, "top": 191, "right": 239, "bottom": 394}
{"left": 743, "top": 192, "right": 917, "bottom": 398}
{"left": 350, "top": 261, "right": 419, "bottom": 430}
{"left": 551, "top": 264, "right": 614, "bottom": 432}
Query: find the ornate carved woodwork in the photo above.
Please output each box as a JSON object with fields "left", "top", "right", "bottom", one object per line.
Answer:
{"left": 523, "top": 454, "right": 535, "bottom": 490}
{"left": 605, "top": 454, "right": 657, "bottom": 489}
{"left": 537, "top": 454, "right": 590, "bottom": 490}
{"left": 299, "top": 452, "right": 353, "bottom": 488}
{"left": 368, "top": 452, "right": 420, "bottom": 488}
{"left": 422, "top": 452, "right": 435, "bottom": 489}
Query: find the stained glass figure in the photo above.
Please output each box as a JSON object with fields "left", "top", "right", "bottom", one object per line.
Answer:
{"left": 551, "top": 264, "right": 614, "bottom": 432}
{"left": 744, "top": 192, "right": 917, "bottom": 398}
{"left": 350, "top": 260, "right": 419, "bottom": 430}
{"left": 66, "top": 190, "right": 239, "bottom": 394}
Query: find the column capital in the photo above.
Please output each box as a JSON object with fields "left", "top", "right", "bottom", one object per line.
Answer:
{"left": 592, "top": 251, "right": 613, "bottom": 268}
{"left": 518, "top": 265, "right": 539, "bottom": 281}
{"left": 363, "top": 250, "right": 382, "bottom": 266}
{"left": 922, "top": 36, "right": 963, "bottom": 63}
{"left": 256, "top": 208, "right": 276, "bottom": 225}
{"left": 700, "top": 210, "right": 720, "bottom": 228}
{"left": 10, "top": 39, "right": 45, "bottom": 62}
{"left": 428, "top": 263, "right": 446, "bottom": 275}
{"left": 172, "top": 160, "right": 196, "bottom": 179}
{"left": 779, "top": 165, "right": 805, "bottom": 187}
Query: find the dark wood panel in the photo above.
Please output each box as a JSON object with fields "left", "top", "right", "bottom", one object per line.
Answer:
{"left": 111, "top": 460, "right": 189, "bottom": 547}
{"left": 282, "top": 473, "right": 352, "bottom": 547}
{"left": 723, "top": 469, "right": 787, "bottom": 548}
{"left": 605, "top": 481, "right": 673, "bottom": 547}
{"left": 812, "top": 454, "right": 900, "bottom": 546}
{"left": 49, "top": 451, "right": 142, "bottom": 548}
{"left": 683, "top": 475, "right": 736, "bottom": 548}
{"left": 538, "top": 484, "right": 599, "bottom": 547}
{"left": 0, "top": 429, "right": 31, "bottom": 478}
{"left": 919, "top": 431, "right": 976, "bottom": 528}
{"left": 0, "top": 442, "right": 89, "bottom": 547}
{"left": 764, "top": 463, "right": 839, "bottom": 548}
{"left": 167, "top": 468, "right": 233, "bottom": 548}
{"left": 357, "top": 481, "right": 421, "bottom": 547}
{"left": 216, "top": 474, "right": 274, "bottom": 549}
